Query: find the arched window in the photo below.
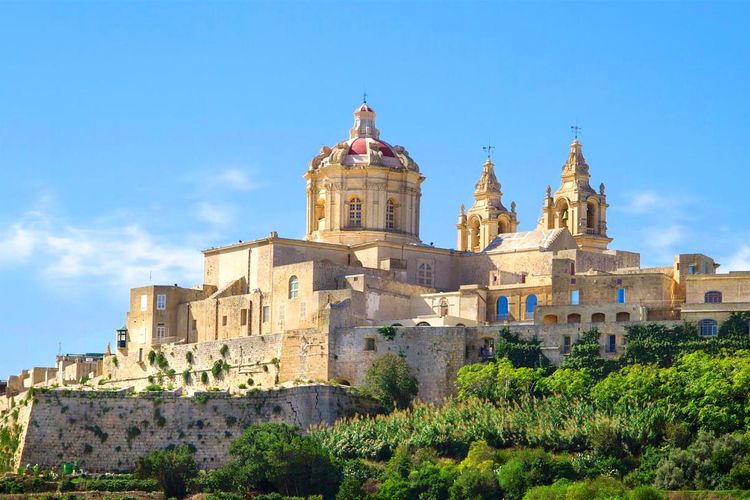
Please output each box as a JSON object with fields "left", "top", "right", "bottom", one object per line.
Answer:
{"left": 704, "top": 291, "right": 723, "bottom": 304}
{"left": 525, "top": 294, "right": 537, "bottom": 319}
{"left": 417, "top": 262, "right": 434, "bottom": 287}
{"left": 288, "top": 275, "right": 299, "bottom": 299}
{"left": 314, "top": 199, "right": 325, "bottom": 230}
{"left": 591, "top": 313, "right": 606, "bottom": 323}
{"left": 586, "top": 202, "right": 597, "bottom": 230}
{"left": 497, "top": 296, "right": 509, "bottom": 321}
{"left": 567, "top": 313, "right": 581, "bottom": 324}
{"left": 543, "top": 314, "right": 558, "bottom": 325}
{"left": 348, "top": 197, "right": 362, "bottom": 227}
{"left": 699, "top": 319, "right": 718, "bottom": 337}
{"left": 469, "top": 217, "right": 481, "bottom": 252}
{"left": 386, "top": 199, "right": 397, "bottom": 230}
{"left": 416, "top": 321, "right": 431, "bottom": 327}
{"left": 498, "top": 217, "right": 509, "bottom": 234}
{"left": 616, "top": 312, "right": 631, "bottom": 322}
{"left": 439, "top": 298, "right": 449, "bottom": 317}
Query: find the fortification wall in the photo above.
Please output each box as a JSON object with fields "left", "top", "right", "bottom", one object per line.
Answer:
{"left": 16, "top": 386, "right": 378, "bottom": 472}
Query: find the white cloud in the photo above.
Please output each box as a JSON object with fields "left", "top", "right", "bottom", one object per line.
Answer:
{"left": 196, "top": 202, "right": 233, "bottom": 226}
{"left": 622, "top": 191, "right": 659, "bottom": 214}
{"left": 0, "top": 211, "right": 203, "bottom": 290}
{"left": 645, "top": 224, "right": 687, "bottom": 250}
{"left": 723, "top": 245, "right": 750, "bottom": 272}
{"left": 216, "top": 168, "right": 256, "bottom": 192}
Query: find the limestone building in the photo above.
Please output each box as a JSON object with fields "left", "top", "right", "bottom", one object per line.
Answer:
{"left": 3, "top": 101, "right": 748, "bottom": 403}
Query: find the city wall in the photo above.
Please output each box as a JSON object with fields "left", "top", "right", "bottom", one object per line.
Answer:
{"left": 14, "top": 385, "right": 379, "bottom": 472}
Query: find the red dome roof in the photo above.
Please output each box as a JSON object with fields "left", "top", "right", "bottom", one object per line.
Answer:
{"left": 348, "top": 138, "right": 396, "bottom": 157}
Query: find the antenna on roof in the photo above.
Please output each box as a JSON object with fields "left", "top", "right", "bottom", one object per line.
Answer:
{"left": 482, "top": 139, "right": 495, "bottom": 160}
{"left": 570, "top": 121, "right": 582, "bottom": 140}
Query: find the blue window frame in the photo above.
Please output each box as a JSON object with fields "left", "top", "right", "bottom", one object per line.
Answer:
{"left": 570, "top": 290, "right": 580, "bottom": 305}
{"left": 497, "top": 296, "right": 509, "bottom": 321}
{"left": 617, "top": 288, "right": 626, "bottom": 304}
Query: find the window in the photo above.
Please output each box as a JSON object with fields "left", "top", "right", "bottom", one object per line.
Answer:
{"left": 607, "top": 335, "right": 617, "bottom": 353}
{"left": 417, "top": 262, "right": 434, "bottom": 287}
{"left": 156, "top": 294, "right": 167, "bottom": 311}
{"left": 544, "top": 314, "right": 558, "bottom": 325}
{"left": 438, "top": 298, "right": 448, "bottom": 317}
{"left": 704, "top": 291, "right": 722, "bottom": 304}
{"left": 617, "top": 288, "right": 626, "bottom": 304}
{"left": 570, "top": 289, "right": 580, "bottom": 305}
{"left": 386, "top": 199, "right": 396, "bottom": 230}
{"left": 262, "top": 306, "right": 270, "bottom": 322}
{"left": 562, "top": 335, "right": 572, "bottom": 354}
{"left": 278, "top": 304, "right": 285, "bottom": 326}
{"left": 616, "top": 312, "right": 631, "bottom": 322}
{"left": 520, "top": 273, "right": 527, "bottom": 284}
{"left": 139, "top": 348, "right": 143, "bottom": 363}
{"left": 416, "top": 321, "right": 431, "bottom": 326}
{"left": 117, "top": 328, "right": 127, "bottom": 349}
{"left": 365, "top": 338, "right": 376, "bottom": 351}
{"left": 299, "top": 301, "right": 306, "bottom": 321}
{"left": 689, "top": 265, "right": 696, "bottom": 274}
{"left": 192, "top": 319, "right": 197, "bottom": 330}
{"left": 240, "top": 309, "right": 248, "bottom": 326}
{"left": 140, "top": 294, "right": 148, "bottom": 312}
{"left": 289, "top": 275, "right": 299, "bottom": 299}
{"left": 525, "top": 294, "right": 537, "bottom": 319}
{"left": 567, "top": 313, "right": 581, "bottom": 324}
{"left": 570, "top": 262, "right": 576, "bottom": 275}
{"left": 156, "top": 323, "right": 166, "bottom": 340}
{"left": 222, "top": 315, "right": 227, "bottom": 326}
{"left": 349, "top": 197, "right": 362, "bottom": 227}
{"left": 592, "top": 313, "right": 606, "bottom": 323}
{"left": 699, "top": 319, "right": 718, "bottom": 337}
{"left": 497, "top": 296, "right": 509, "bottom": 321}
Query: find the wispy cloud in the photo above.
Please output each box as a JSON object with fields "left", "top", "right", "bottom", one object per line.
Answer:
{"left": 621, "top": 191, "right": 660, "bottom": 215}
{"left": 183, "top": 166, "right": 262, "bottom": 194}
{"left": 195, "top": 202, "right": 234, "bottom": 226}
{"left": 215, "top": 168, "right": 257, "bottom": 192}
{"left": 723, "top": 245, "right": 750, "bottom": 272}
{"left": 0, "top": 209, "right": 203, "bottom": 290}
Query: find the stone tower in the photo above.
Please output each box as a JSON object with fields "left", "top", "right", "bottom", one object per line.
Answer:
{"left": 539, "top": 138, "right": 611, "bottom": 251}
{"left": 457, "top": 155, "right": 518, "bottom": 252}
{"left": 304, "top": 102, "right": 424, "bottom": 246}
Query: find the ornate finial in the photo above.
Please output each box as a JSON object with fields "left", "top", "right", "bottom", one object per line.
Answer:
{"left": 511, "top": 201, "right": 517, "bottom": 213}
{"left": 482, "top": 140, "right": 495, "bottom": 160}
{"left": 546, "top": 185, "right": 552, "bottom": 197}
{"left": 599, "top": 183, "right": 606, "bottom": 195}
{"left": 460, "top": 203, "right": 465, "bottom": 215}
{"left": 570, "top": 123, "right": 582, "bottom": 140}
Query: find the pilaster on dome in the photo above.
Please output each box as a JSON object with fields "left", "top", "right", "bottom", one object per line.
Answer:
{"left": 349, "top": 101, "right": 380, "bottom": 140}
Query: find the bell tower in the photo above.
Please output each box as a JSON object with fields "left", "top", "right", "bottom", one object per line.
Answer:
{"left": 539, "top": 137, "right": 611, "bottom": 251}
{"left": 457, "top": 152, "right": 518, "bottom": 252}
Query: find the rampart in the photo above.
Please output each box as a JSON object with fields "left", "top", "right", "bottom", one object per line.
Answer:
{"left": 12, "top": 385, "right": 378, "bottom": 472}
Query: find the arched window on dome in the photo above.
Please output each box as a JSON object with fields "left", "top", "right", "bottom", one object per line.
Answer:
{"left": 288, "top": 276, "right": 299, "bottom": 299}
{"left": 386, "top": 199, "right": 397, "bottom": 230}
{"left": 348, "top": 197, "right": 362, "bottom": 228}
{"left": 315, "top": 199, "right": 325, "bottom": 230}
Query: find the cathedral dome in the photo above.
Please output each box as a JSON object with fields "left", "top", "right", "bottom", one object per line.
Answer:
{"left": 308, "top": 102, "right": 419, "bottom": 172}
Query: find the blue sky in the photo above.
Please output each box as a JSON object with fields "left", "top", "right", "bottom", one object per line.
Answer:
{"left": 1, "top": 2, "right": 749, "bottom": 378}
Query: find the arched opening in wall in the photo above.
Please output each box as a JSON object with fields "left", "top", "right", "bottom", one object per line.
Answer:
{"left": 455, "top": 323, "right": 466, "bottom": 327}
{"left": 335, "top": 379, "right": 351, "bottom": 386}
{"left": 438, "top": 298, "right": 449, "bottom": 317}
{"left": 315, "top": 199, "right": 325, "bottom": 230}
{"left": 567, "top": 313, "right": 581, "bottom": 324}
{"left": 348, "top": 196, "right": 363, "bottom": 228}
{"left": 480, "top": 337, "right": 495, "bottom": 360}
{"left": 469, "top": 217, "right": 481, "bottom": 251}
{"left": 698, "top": 319, "right": 718, "bottom": 337}
{"left": 416, "top": 321, "right": 431, "bottom": 327}
{"left": 704, "top": 291, "right": 723, "bottom": 303}
{"left": 288, "top": 276, "right": 299, "bottom": 299}
{"left": 391, "top": 323, "right": 403, "bottom": 327}
{"left": 525, "top": 294, "right": 538, "bottom": 320}
{"left": 586, "top": 200, "right": 597, "bottom": 232}
{"left": 497, "top": 296, "right": 509, "bottom": 321}
{"left": 616, "top": 312, "right": 631, "bottom": 322}
{"left": 498, "top": 216, "right": 509, "bottom": 234}
{"left": 591, "top": 313, "right": 606, "bottom": 323}
{"left": 385, "top": 198, "right": 398, "bottom": 230}
{"left": 556, "top": 199, "right": 570, "bottom": 231}
{"left": 543, "top": 314, "right": 558, "bottom": 325}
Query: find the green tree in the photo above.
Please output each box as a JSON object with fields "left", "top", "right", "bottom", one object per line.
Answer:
{"left": 562, "top": 328, "right": 618, "bottom": 379}
{"left": 216, "top": 423, "right": 341, "bottom": 498}
{"left": 362, "top": 353, "right": 419, "bottom": 412}
{"left": 495, "top": 328, "right": 551, "bottom": 369}
{"left": 134, "top": 444, "right": 198, "bottom": 499}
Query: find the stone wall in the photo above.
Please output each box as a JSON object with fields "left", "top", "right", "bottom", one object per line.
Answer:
{"left": 15, "top": 385, "right": 379, "bottom": 472}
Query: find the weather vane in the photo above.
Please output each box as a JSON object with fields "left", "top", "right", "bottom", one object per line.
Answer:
{"left": 482, "top": 140, "right": 495, "bottom": 160}
{"left": 571, "top": 123, "right": 582, "bottom": 140}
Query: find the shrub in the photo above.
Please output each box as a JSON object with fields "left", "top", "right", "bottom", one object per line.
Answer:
{"left": 212, "top": 360, "right": 224, "bottom": 378}
{"left": 220, "top": 344, "right": 229, "bottom": 357}
{"left": 143, "top": 384, "right": 163, "bottom": 392}
{"left": 201, "top": 372, "right": 209, "bottom": 384}
{"left": 495, "top": 327, "right": 551, "bottom": 369}
{"left": 378, "top": 325, "right": 397, "bottom": 340}
{"left": 135, "top": 444, "right": 198, "bottom": 499}
{"left": 182, "top": 369, "right": 191, "bottom": 384}
{"left": 155, "top": 352, "right": 169, "bottom": 370}
{"left": 148, "top": 350, "right": 157, "bottom": 365}
{"left": 361, "top": 353, "right": 418, "bottom": 412}
{"left": 186, "top": 351, "right": 194, "bottom": 364}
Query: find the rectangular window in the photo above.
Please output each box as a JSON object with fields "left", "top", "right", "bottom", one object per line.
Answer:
{"left": 689, "top": 265, "right": 696, "bottom": 274}
{"left": 156, "top": 294, "right": 167, "bottom": 311}
{"left": 417, "top": 261, "right": 434, "bottom": 287}
{"left": 607, "top": 335, "right": 617, "bottom": 353}
{"left": 222, "top": 315, "right": 228, "bottom": 326}
{"left": 570, "top": 290, "right": 580, "bottom": 305}
{"left": 262, "top": 306, "right": 270, "bottom": 322}
{"left": 570, "top": 262, "right": 576, "bottom": 275}
{"left": 156, "top": 323, "right": 166, "bottom": 340}
{"left": 140, "top": 294, "right": 148, "bottom": 312}
{"left": 617, "top": 288, "right": 626, "bottom": 304}
{"left": 192, "top": 319, "right": 197, "bottom": 330}
{"left": 299, "top": 301, "right": 306, "bottom": 321}
{"left": 240, "top": 309, "right": 248, "bottom": 326}
{"left": 562, "top": 335, "right": 571, "bottom": 354}
{"left": 139, "top": 348, "right": 143, "bottom": 363}
{"left": 365, "top": 338, "right": 376, "bottom": 351}
{"left": 520, "top": 274, "right": 527, "bottom": 284}
{"left": 278, "top": 305, "right": 285, "bottom": 327}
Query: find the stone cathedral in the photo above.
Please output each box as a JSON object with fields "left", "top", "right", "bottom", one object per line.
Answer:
{"left": 4, "top": 101, "right": 748, "bottom": 405}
